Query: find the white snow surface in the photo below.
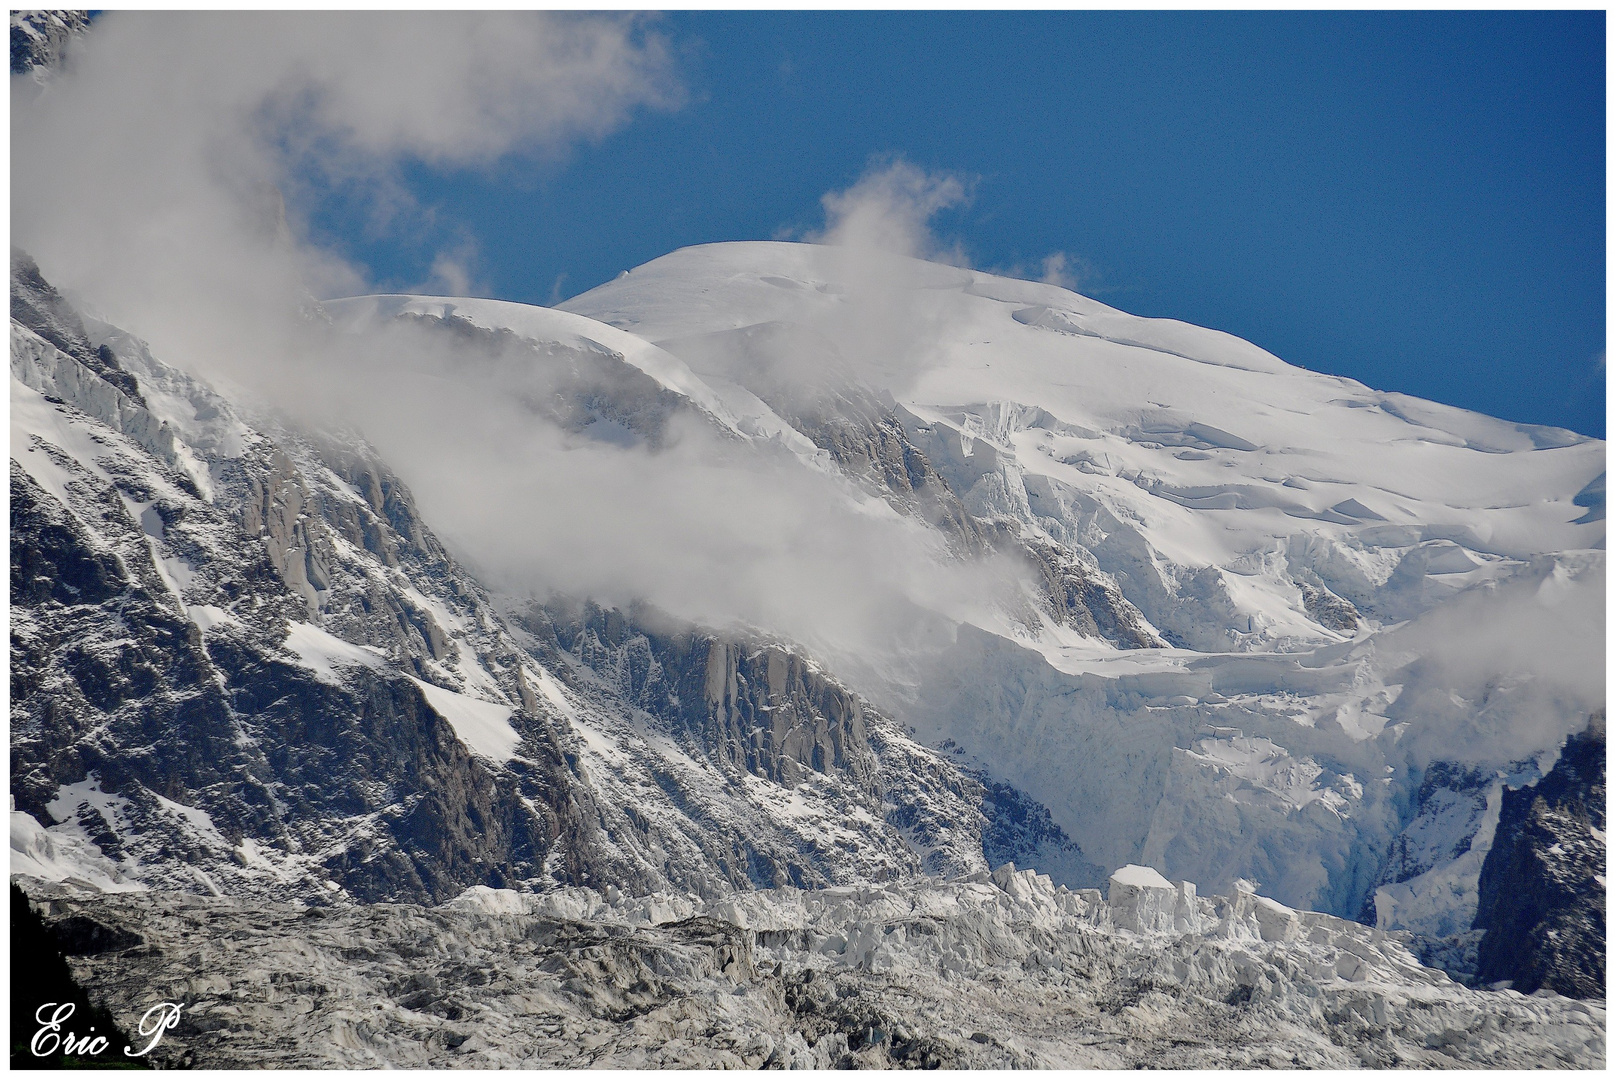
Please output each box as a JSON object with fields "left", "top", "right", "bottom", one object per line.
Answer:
{"left": 407, "top": 676, "right": 522, "bottom": 763}
{"left": 281, "top": 620, "right": 388, "bottom": 684}
{"left": 1111, "top": 863, "right": 1174, "bottom": 889}
{"left": 11, "top": 809, "right": 144, "bottom": 893}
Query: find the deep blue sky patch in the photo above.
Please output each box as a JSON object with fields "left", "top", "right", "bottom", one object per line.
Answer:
{"left": 300, "top": 10, "right": 1606, "bottom": 438}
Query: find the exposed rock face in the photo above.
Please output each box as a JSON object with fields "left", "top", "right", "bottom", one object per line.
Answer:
{"left": 1020, "top": 536, "right": 1164, "bottom": 648}
{"left": 10, "top": 10, "right": 88, "bottom": 77}
{"left": 519, "top": 600, "right": 1013, "bottom": 893}
{"left": 788, "top": 386, "right": 995, "bottom": 558}
{"left": 1296, "top": 580, "right": 1361, "bottom": 634}
{"left": 13, "top": 242, "right": 1602, "bottom": 1068}
{"left": 8, "top": 439, "right": 575, "bottom": 904}
{"left": 22, "top": 870, "right": 1605, "bottom": 1069}
{"left": 10, "top": 257, "right": 593, "bottom": 906}
{"left": 548, "top": 601, "right": 876, "bottom": 789}
{"left": 11, "top": 250, "right": 144, "bottom": 405}
{"left": 1473, "top": 714, "right": 1606, "bottom": 998}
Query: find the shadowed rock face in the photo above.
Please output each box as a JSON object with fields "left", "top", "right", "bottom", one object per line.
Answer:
{"left": 1019, "top": 536, "right": 1164, "bottom": 649}
{"left": 14, "top": 255, "right": 1095, "bottom": 908}
{"left": 789, "top": 385, "right": 996, "bottom": 558}
{"left": 9, "top": 446, "right": 579, "bottom": 904}
{"left": 10, "top": 257, "right": 598, "bottom": 905}
{"left": 544, "top": 601, "right": 877, "bottom": 791}
{"left": 1473, "top": 714, "right": 1606, "bottom": 999}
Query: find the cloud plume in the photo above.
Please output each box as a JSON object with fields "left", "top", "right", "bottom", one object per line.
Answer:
{"left": 811, "top": 158, "right": 971, "bottom": 261}
{"left": 11, "top": 11, "right": 677, "bottom": 379}
{"left": 13, "top": 28, "right": 1022, "bottom": 688}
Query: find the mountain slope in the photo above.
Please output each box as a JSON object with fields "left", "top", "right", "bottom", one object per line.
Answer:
{"left": 297, "top": 243, "right": 1602, "bottom": 945}
{"left": 12, "top": 252, "right": 1083, "bottom": 909}
{"left": 555, "top": 241, "right": 1604, "bottom": 947}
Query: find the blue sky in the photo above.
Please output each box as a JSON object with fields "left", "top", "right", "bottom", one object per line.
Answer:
{"left": 303, "top": 10, "right": 1605, "bottom": 438}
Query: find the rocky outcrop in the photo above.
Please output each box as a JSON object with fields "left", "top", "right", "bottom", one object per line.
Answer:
{"left": 233, "top": 445, "right": 333, "bottom": 614}
{"left": 8, "top": 450, "right": 577, "bottom": 904}
{"left": 786, "top": 386, "right": 995, "bottom": 559}
{"left": 12, "top": 249, "right": 143, "bottom": 405}
{"left": 10, "top": 10, "right": 88, "bottom": 77}
{"left": 548, "top": 601, "right": 876, "bottom": 789}
{"left": 10, "top": 261, "right": 602, "bottom": 906}
{"left": 1473, "top": 714, "right": 1606, "bottom": 998}
{"left": 1020, "top": 537, "right": 1165, "bottom": 648}
{"left": 1296, "top": 580, "right": 1361, "bottom": 634}
{"left": 518, "top": 600, "right": 977, "bottom": 891}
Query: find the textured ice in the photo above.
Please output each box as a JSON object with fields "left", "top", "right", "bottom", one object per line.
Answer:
{"left": 27, "top": 868, "right": 1604, "bottom": 1069}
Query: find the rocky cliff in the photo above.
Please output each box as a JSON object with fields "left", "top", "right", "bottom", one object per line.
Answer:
{"left": 1473, "top": 714, "right": 1606, "bottom": 998}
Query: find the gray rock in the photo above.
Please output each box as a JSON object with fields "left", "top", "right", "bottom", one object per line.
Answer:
{"left": 1474, "top": 714, "right": 1606, "bottom": 998}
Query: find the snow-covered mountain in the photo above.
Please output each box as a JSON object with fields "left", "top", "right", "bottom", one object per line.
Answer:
{"left": 10, "top": 9, "right": 88, "bottom": 79}
{"left": 555, "top": 244, "right": 1602, "bottom": 937}
{"left": 13, "top": 249, "right": 1092, "bottom": 907}
{"left": 10, "top": 235, "right": 1604, "bottom": 1065}
{"left": 314, "top": 242, "right": 1604, "bottom": 946}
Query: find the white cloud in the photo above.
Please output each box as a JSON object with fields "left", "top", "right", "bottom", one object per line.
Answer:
{"left": 299, "top": 315, "right": 1022, "bottom": 679}
{"left": 11, "top": 11, "right": 677, "bottom": 381}
{"left": 1382, "top": 556, "right": 1606, "bottom": 768}
{"left": 812, "top": 158, "right": 971, "bottom": 260}
{"left": 420, "top": 241, "right": 484, "bottom": 299}
{"left": 12, "top": 14, "right": 1030, "bottom": 685}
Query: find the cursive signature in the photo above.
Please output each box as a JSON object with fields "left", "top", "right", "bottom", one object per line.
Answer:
{"left": 30, "top": 1000, "right": 183, "bottom": 1059}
